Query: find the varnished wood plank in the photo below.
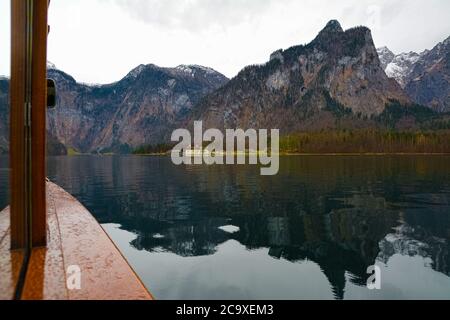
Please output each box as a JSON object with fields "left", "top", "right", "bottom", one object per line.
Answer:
{"left": 48, "top": 182, "right": 153, "bottom": 300}
{"left": 21, "top": 195, "right": 67, "bottom": 300}
{"left": 31, "top": 0, "right": 49, "bottom": 247}
{"left": 4, "top": 182, "right": 153, "bottom": 300}
{"left": 0, "top": 208, "right": 25, "bottom": 300}
{"left": 10, "top": 0, "right": 28, "bottom": 250}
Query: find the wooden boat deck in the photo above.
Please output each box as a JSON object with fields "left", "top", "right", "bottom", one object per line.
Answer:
{"left": 0, "top": 208, "right": 24, "bottom": 300}
{"left": 0, "top": 182, "right": 153, "bottom": 300}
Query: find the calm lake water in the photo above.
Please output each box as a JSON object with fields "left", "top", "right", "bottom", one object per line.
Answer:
{"left": 1, "top": 155, "right": 450, "bottom": 299}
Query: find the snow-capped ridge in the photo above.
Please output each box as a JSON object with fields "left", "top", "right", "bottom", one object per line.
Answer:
{"left": 176, "top": 64, "right": 221, "bottom": 77}
{"left": 47, "top": 61, "right": 57, "bottom": 70}
{"left": 123, "top": 63, "right": 224, "bottom": 81}
{"left": 377, "top": 47, "right": 422, "bottom": 87}
{"left": 378, "top": 34, "right": 450, "bottom": 112}
{"left": 443, "top": 36, "right": 450, "bottom": 46}
{"left": 377, "top": 47, "right": 395, "bottom": 69}
{"left": 79, "top": 81, "right": 105, "bottom": 88}
{"left": 125, "top": 64, "right": 147, "bottom": 79}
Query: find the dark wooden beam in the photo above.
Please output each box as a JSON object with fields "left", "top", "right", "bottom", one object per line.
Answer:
{"left": 10, "top": 0, "right": 28, "bottom": 250}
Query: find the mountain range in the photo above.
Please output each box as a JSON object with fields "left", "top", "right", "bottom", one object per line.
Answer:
{"left": 46, "top": 64, "right": 228, "bottom": 153}
{"left": 378, "top": 36, "right": 450, "bottom": 113}
{"left": 0, "top": 20, "right": 449, "bottom": 154}
{"left": 191, "top": 20, "right": 410, "bottom": 133}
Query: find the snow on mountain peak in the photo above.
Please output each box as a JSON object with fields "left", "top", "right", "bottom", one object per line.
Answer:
{"left": 377, "top": 46, "right": 393, "bottom": 54}
{"left": 443, "top": 36, "right": 450, "bottom": 46}
{"left": 176, "top": 64, "right": 219, "bottom": 77}
{"left": 126, "top": 64, "right": 147, "bottom": 79}
{"left": 191, "top": 65, "right": 218, "bottom": 74}
{"left": 377, "top": 47, "right": 422, "bottom": 88}
{"left": 47, "top": 61, "right": 57, "bottom": 70}
{"left": 377, "top": 47, "right": 395, "bottom": 70}
{"left": 176, "top": 65, "right": 195, "bottom": 76}
{"left": 385, "top": 52, "right": 421, "bottom": 87}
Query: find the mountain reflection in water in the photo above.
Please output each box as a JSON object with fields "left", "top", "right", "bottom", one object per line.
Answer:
{"left": 38, "top": 155, "right": 450, "bottom": 299}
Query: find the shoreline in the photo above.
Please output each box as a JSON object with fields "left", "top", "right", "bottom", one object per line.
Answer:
{"left": 128, "top": 152, "right": 450, "bottom": 157}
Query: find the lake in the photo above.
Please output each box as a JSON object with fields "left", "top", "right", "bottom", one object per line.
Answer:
{"left": 1, "top": 155, "right": 450, "bottom": 299}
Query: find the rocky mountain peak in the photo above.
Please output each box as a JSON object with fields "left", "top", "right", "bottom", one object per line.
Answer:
{"left": 443, "top": 35, "right": 450, "bottom": 46}
{"left": 125, "top": 64, "right": 147, "bottom": 79}
{"left": 190, "top": 21, "right": 409, "bottom": 134}
{"left": 377, "top": 47, "right": 395, "bottom": 69}
{"left": 312, "top": 20, "right": 346, "bottom": 46}
{"left": 405, "top": 35, "right": 450, "bottom": 112}
{"left": 382, "top": 50, "right": 421, "bottom": 87}
{"left": 48, "top": 67, "right": 77, "bottom": 84}
{"left": 47, "top": 61, "right": 57, "bottom": 70}
{"left": 435, "top": 35, "right": 450, "bottom": 50}
{"left": 321, "top": 20, "right": 344, "bottom": 33}
{"left": 310, "top": 21, "right": 375, "bottom": 61}
{"left": 175, "top": 65, "right": 228, "bottom": 82}
{"left": 377, "top": 33, "right": 450, "bottom": 113}
{"left": 176, "top": 64, "right": 217, "bottom": 74}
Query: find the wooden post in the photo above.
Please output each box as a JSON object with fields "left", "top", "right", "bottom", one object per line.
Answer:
{"left": 10, "top": 0, "right": 49, "bottom": 249}
{"left": 10, "top": 0, "right": 28, "bottom": 250}
{"left": 31, "top": 0, "right": 48, "bottom": 247}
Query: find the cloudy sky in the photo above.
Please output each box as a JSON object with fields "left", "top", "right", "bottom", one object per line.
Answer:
{"left": 1, "top": 0, "right": 450, "bottom": 83}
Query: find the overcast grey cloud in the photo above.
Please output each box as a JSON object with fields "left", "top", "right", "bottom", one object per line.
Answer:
{"left": 112, "top": 0, "right": 277, "bottom": 32}
{"left": 1, "top": 0, "right": 450, "bottom": 83}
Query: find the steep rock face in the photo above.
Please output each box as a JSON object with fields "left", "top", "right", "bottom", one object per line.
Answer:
{"left": 47, "top": 64, "right": 228, "bottom": 153}
{"left": 0, "top": 77, "right": 67, "bottom": 156}
{"left": 405, "top": 37, "right": 450, "bottom": 113}
{"left": 191, "top": 20, "right": 409, "bottom": 133}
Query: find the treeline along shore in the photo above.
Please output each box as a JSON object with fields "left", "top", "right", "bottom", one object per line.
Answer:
{"left": 132, "top": 129, "right": 450, "bottom": 155}
{"left": 279, "top": 129, "right": 450, "bottom": 154}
